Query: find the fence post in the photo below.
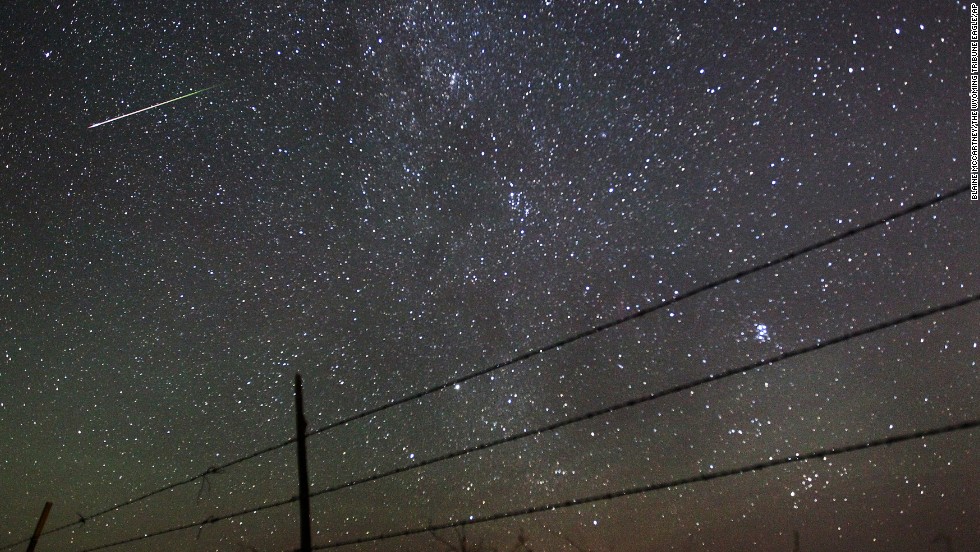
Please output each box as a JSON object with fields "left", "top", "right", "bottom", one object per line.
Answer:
{"left": 25, "top": 502, "right": 52, "bottom": 552}
{"left": 295, "top": 373, "right": 312, "bottom": 552}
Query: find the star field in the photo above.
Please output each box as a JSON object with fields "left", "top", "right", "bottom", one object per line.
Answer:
{"left": 1, "top": 1, "right": 977, "bottom": 551}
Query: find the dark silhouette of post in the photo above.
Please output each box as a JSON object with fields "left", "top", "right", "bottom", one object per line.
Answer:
{"left": 295, "top": 373, "right": 312, "bottom": 552}
{"left": 792, "top": 529, "right": 800, "bottom": 552}
{"left": 25, "top": 502, "right": 52, "bottom": 552}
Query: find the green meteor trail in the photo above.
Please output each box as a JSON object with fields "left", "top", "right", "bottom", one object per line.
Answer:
{"left": 88, "top": 85, "right": 218, "bottom": 128}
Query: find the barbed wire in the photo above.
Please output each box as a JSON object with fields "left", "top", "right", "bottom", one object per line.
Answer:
{"left": 0, "top": 185, "right": 967, "bottom": 552}
{"left": 303, "top": 185, "right": 972, "bottom": 444}
{"left": 301, "top": 293, "right": 979, "bottom": 502}
{"left": 0, "top": 438, "right": 300, "bottom": 551}
{"left": 53, "top": 292, "right": 978, "bottom": 552}
{"left": 306, "top": 419, "right": 980, "bottom": 550}
{"left": 75, "top": 496, "right": 297, "bottom": 552}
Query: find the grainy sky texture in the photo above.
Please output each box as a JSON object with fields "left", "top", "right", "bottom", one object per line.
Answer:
{"left": 1, "top": 1, "right": 978, "bottom": 551}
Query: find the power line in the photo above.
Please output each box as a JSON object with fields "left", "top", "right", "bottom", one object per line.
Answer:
{"left": 58, "top": 293, "right": 978, "bottom": 552}
{"left": 0, "top": 185, "right": 966, "bottom": 551}
{"left": 307, "top": 419, "right": 980, "bottom": 550}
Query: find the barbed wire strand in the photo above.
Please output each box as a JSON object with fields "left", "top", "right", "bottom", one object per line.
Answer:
{"left": 75, "top": 496, "right": 297, "bottom": 552}
{"left": 307, "top": 419, "right": 980, "bottom": 550}
{"left": 0, "top": 185, "right": 967, "bottom": 552}
{"left": 0, "top": 438, "right": 300, "bottom": 552}
{"left": 301, "top": 293, "right": 979, "bottom": 502}
{"left": 58, "top": 293, "right": 978, "bottom": 552}
{"left": 304, "top": 185, "right": 971, "bottom": 443}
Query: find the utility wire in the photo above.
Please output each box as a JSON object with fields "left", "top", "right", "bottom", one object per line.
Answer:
{"left": 0, "top": 184, "right": 967, "bottom": 552}
{"left": 306, "top": 419, "right": 980, "bottom": 550}
{"left": 58, "top": 292, "right": 978, "bottom": 552}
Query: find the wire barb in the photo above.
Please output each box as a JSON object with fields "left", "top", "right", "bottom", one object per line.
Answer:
{"left": 197, "top": 466, "right": 222, "bottom": 502}
{"left": 196, "top": 516, "right": 219, "bottom": 540}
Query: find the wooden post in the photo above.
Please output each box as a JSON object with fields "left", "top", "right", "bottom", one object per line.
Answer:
{"left": 25, "top": 502, "right": 52, "bottom": 552}
{"left": 295, "top": 373, "right": 312, "bottom": 552}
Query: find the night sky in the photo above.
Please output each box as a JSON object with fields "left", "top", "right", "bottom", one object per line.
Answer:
{"left": 1, "top": 1, "right": 978, "bottom": 551}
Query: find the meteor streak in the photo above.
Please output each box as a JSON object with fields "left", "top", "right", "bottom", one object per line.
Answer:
{"left": 88, "top": 85, "right": 218, "bottom": 128}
